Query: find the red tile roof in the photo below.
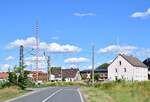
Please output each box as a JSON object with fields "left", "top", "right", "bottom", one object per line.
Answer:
{"left": 0, "top": 72, "right": 9, "bottom": 79}
{"left": 52, "top": 68, "right": 79, "bottom": 78}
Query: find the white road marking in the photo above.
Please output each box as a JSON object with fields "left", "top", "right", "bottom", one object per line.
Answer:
{"left": 77, "top": 88, "right": 84, "bottom": 102}
{"left": 42, "top": 89, "right": 63, "bottom": 102}
{"left": 6, "top": 87, "right": 52, "bottom": 102}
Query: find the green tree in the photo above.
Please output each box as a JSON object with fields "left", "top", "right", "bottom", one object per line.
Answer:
{"left": 97, "top": 63, "right": 109, "bottom": 69}
{"left": 94, "top": 73, "right": 100, "bottom": 81}
{"left": 8, "top": 66, "right": 31, "bottom": 90}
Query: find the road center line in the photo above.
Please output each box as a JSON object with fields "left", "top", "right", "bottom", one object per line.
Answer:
{"left": 42, "top": 89, "right": 63, "bottom": 102}
{"left": 77, "top": 88, "right": 85, "bottom": 102}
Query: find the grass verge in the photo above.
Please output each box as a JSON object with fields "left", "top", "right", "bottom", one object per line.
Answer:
{"left": 81, "top": 86, "right": 115, "bottom": 102}
{"left": 81, "top": 81, "right": 150, "bottom": 102}
{"left": 0, "top": 86, "right": 27, "bottom": 102}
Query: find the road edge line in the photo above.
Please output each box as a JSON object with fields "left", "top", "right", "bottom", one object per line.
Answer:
{"left": 78, "top": 88, "right": 85, "bottom": 102}
{"left": 42, "top": 89, "right": 63, "bottom": 102}
{"left": 5, "top": 87, "right": 52, "bottom": 102}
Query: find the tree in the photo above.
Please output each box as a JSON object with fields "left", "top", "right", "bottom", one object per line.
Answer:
{"left": 94, "top": 73, "right": 100, "bottom": 81}
{"left": 8, "top": 66, "right": 31, "bottom": 90}
{"left": 97, "top": 63, "right": 109, "bottom": 69}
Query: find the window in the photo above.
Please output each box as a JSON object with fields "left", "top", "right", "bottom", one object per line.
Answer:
{"left": 115, "top": 68, "right": 118, "bottom": 73}
{"left": 115, "top": 76, "right": 118, "bottom": 80}
{"left": 124, "top": 68, "right": 126, "bottom": 72}
{"left": 119, "top": 61, "right": 121, "bottom": 66}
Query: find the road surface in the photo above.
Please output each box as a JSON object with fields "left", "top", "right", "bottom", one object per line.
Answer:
{"left": 8, "top": 87, "right": 85, "bottom": 102}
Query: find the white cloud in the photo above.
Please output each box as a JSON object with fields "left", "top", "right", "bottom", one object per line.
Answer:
{"left": 73, "top": 12, "right": 96, "bottom": 17}
{"left": 131, "top": 8, "right": 150, "bottom": 18}
{"left": 24, "top": 56, "right": 46, "bottom": 66}
{"left": 7, "top": 37, "right": 36, "bottom": 49}
{"left": 136, "top": 48, "right": 150, "bottom": 58}
{"left": 0, "top": 64, "right": 11, "bottom": 72}
{"left": 99, "top": 45, "right": 137, "bottom": 55}
{"left": 5, "top": 56, "right": 15, "bottom": 61}
{"left": 7, "top": 37, "right": 82, "bottom": 53}
{"left": 64, "top": 57, "right": 89, "bottom": 63}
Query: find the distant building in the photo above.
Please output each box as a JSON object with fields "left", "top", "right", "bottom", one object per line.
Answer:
{"left": 108, "top": 54, "right": 148, "bottom": 81}
{"left": 143, "top": 58, "right": 150, "bottom": 79}
{"left": 51, "top": 68, "right": 81, "bottom": 82}
{"left": 80, "top": 68, "right": 108, "bottom": 81}
{"left": 29, "top": 71, "right": 48, "bottom": 82}
{"left": 0, "top": 72, "right": 9, "bottom": 80}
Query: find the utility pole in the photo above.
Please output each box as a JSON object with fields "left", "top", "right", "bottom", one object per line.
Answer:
{"left": 92, "top": 44, "right": 95, "bottom": 86}
{"left": 61, "top": 67, "right": 63, "bottom": 82}
{"left": 19, "top": 45, "right": 24, "bottom": 68}
{"left": 47, "top": 56, "right": 51, "bottom": 82}
{"left": 35, "top": 21, "right": 40, "bottom": 82}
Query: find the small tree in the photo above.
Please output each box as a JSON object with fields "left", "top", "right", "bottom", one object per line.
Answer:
{"left": 94, "top": 73, "right": 100, "bottom": 81}
{"left": 8, "top": 66, "right": 30, "bottom": 90}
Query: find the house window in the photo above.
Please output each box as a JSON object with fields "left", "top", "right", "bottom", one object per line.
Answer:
{"left": 119, "top": 61, "right": 121, "bottom": 66}
{"left": 115, "top": 68, "right": 118, "bottom": 73}
{"left": 115, "top": 76, "right": 118, "bottom": 80}
{"left": 124, "top": 68, "right": 126, "bottom": 72}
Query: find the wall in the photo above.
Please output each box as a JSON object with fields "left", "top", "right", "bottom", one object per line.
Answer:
{"left": 108, "top": 55, "right": 148, "bottom": 81}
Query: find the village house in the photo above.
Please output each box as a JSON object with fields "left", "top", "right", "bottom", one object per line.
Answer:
{"left": 143, "top": 58, "right": 150, "bottom": 79}
{"left": 28, "top": 71, "right": 48, "bottom": 82}
{"left": 0, "top": 72, "right": 9, "bottom": 80}
{"left": 51, "top": 68, "right": 81, "bottom": 82}
{"left": 80, "top": 68, "right": 108, "bottom": 81}
{"left": 108, "top": 54, "right": 148, "bottom": 81}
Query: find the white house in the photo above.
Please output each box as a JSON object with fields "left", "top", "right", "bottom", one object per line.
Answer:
{"left": 108, "top": 54, "right": 148, "bottom": 81}
{"left": 51, "top": 68, "right": 81, "bottom": 82}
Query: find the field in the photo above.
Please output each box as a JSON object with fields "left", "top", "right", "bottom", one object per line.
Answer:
{"left": 81, "top": 81, "right": 150, "bottom": 102}
{"left": 0, "top": 86, "right": 27, "bottom": 102}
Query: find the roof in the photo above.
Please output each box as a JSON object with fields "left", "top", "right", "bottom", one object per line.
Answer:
{"left": 143, "top": 58, "right": 150, "bottom": 68}
{"left": 120, "top": 54, "right": 147, "bottom": 68}
{"left": 52, "top": 68, "right": 79, "bottom": 78}
{"left": 80, "top": 68, "right": 107, "bottom": 73}
{"left": 62, "top": 69, "right": 79, "bottom": 78}
{"left": 0, "top": 72, "right": 9, "bottom": 79}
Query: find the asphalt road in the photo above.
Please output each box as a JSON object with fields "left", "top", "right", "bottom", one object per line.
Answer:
{"left": 8, "top": 87, "right": 84, "bottom": 102}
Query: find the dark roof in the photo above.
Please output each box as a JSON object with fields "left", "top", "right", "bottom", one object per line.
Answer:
{"left": 80, "top": 68, "right": 107, "bottom": 73}
{"left": 52, "top": 68, "right": 79, "bottom": 78}
{"left": 120, "top": 54, "right": 147, "bottom": 68}
{"left": 95, "top": 68, "right": 107, "bottom": 72}
{"left": 62, "top": 69, "right": 79, "bottom": 78}
{"left": 143, "top": 58, "right": 150, "bottom": 68}
{"left": 80, "top": 69, "right": 91, "bottom": 73}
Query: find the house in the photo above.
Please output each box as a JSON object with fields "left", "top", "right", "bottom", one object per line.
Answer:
{"left": 0, "top": 72, "right": 9, "bottom": 80}
{"left": 29, "top": 71, "right": 48, "bottom": 82}
{"left": 143, "top": 58, "right": 150, "bottom": 79}
{"left": 108, "top": 54, "right": 148, "bottom": 81}
{"left": 80, "top": 69, "right": 91, "bottom": 80}
{"left": 51, "top": 68, "right": 81, "bottom": 82}
{"left": 80, "top": 68, "right": 108, "bottom": 81}
{"left": 62, "top": 68, "right": 81, "bottom": 82}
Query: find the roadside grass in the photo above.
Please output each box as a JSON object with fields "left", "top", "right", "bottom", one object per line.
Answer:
{"left": 81, "top": 81, "right": 150, "bottom": 102}
{"left": 0, "top": 86, "right": 27, "bottom": 102}
{"left": 81, "top": 86, "right": 115, "bottom": 102}
{"left": 36, "top": 81, "right": 86, "bottom": 88}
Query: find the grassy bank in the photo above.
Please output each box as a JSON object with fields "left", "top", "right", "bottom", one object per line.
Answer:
{"left": 81, "top": 81, "right": 150, "bottom": 102}
{"left": 0, "top": 86, "right": 27, "bottom": 102}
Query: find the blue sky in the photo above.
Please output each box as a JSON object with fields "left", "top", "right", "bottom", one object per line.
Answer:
{"left": 0, "top": 0, "right": 150, "bottom": 72}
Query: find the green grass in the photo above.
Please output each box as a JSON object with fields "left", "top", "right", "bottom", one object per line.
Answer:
{"left": 0, "top": 86, "right": 27, "bottom": 102}
{"left": 81, "top": 81, "right": 150, "bottom": 102}
{"left": 81, "top": 87, "right": 115, "bottom": 102}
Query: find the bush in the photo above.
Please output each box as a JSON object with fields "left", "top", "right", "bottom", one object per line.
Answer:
{"left": 0, "top": 80, "right": 11, "bottom": 89}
